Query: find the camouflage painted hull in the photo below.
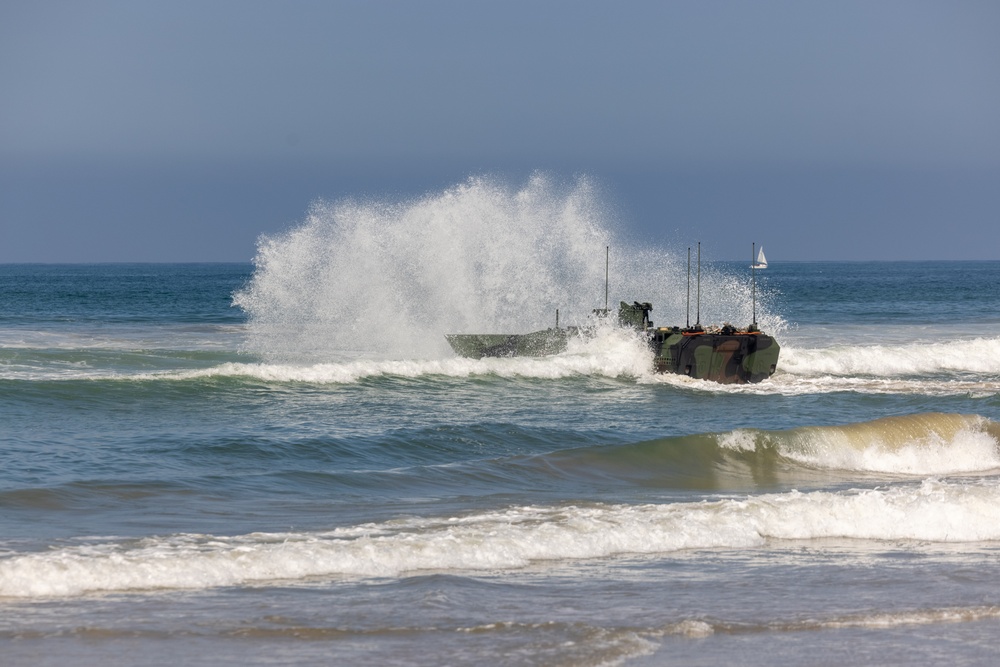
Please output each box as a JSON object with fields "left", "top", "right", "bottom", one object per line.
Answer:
{"left": 445, "top": 302, "right": 780, "bottom": 384}
{"left": 650, "top": 328, "right": 780, "bottom": 384}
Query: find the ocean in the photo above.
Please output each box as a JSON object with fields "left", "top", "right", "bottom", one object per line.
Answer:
{"left": 2, "top": 178, "right": 1000, "bottom": 666}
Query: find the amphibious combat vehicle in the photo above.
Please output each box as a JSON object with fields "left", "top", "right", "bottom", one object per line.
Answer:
{"left": 445, "top": 301, "right": 780, "bottom": 384}
{"left": 444, "top": 244, "right": 780, "bottom": 384}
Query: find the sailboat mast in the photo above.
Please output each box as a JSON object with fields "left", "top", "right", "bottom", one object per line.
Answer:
{"left": 752, "top": 242, "right": 757, "bottom": 327}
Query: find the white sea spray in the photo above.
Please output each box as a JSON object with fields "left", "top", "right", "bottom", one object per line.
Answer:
{"left": 233, "top": 174, "right": 783, "bottom": 363}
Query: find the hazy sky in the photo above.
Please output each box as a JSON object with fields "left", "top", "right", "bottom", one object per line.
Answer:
{"left": 3, "top": 0, "right": 999, "bottom": 261}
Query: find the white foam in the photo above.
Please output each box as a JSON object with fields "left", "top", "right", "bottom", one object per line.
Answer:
{"left": 661, "top": 606, "right": 1000, "bottom": 637}
{"left": 716, "top": 429, "right": 758, "bottom": 452}
{"left": 4, "top": 478, "right": 1000, "bottom": 598}
{"left": 122, "top": 322, "right": 656, "bottom": 383}
{"left": 780, "top": 337, "right": 1000, "bottom": 377}
{"left": 651, "top": 370, "right": 1000, "bottom": 398}
{"left": 144, "top": 332, "right": 649, "bottom": 384}
{"left": 811, "top": 606, "right": 1000, "bottom": 630}
{"left": 666, "top": 619, "right": 716, "bottom": 638}
{"left": 785, "top": 426, "right": 1000, "bottom": 475}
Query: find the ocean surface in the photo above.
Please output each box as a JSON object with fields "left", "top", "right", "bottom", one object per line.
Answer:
{"left": 3, "top": 181, "right": 1000, "bottom": 665}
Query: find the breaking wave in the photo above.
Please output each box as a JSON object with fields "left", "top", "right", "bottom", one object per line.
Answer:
{"left": 537, "top": 413, "right": 1000, "bottom": 489}
{"left": 3, "top": 475, "right": 1000, "bottom": 598}
{"left": 2, "top": 412, "right": 998, "bottom": 598}
{"left": 717, "top": 412, "right": 1000, "bottom": 474}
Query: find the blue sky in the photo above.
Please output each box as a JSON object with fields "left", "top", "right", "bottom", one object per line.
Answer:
{"left": 3, "top": 1, "right": 998, "bottom": 261}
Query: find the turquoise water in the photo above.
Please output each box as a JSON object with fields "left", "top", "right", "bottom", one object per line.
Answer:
{"left": 3, "top": 185, "right": 1000, "bottom": 665}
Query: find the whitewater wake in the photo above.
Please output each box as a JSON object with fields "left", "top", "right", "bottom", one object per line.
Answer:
{"left": 8, "top": 339, "right": 999, "bottom": 396}
{"left": 185, "top": 333, "right": 1000, "bottom": 394}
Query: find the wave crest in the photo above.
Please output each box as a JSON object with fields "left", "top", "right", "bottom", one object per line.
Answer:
{"left": 756, "top": 412, "right": 1000, "bottom": 474}
{"left": 5, "top": 476, "right": 1000, "bottom": 598}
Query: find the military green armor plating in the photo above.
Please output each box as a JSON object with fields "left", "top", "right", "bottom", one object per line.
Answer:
{"left": 446, "top": 301, "right": 780, "bottom": 384}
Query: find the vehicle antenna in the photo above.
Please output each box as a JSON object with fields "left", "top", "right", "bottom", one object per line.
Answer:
{"left": 751, "top": 242, "right": 757, "bottom": 328}
{"left": 696, "top": 241, "right": 701, "bottom": 327}
{"left": 686, "top": 246, "right": 691, "bottom": 328}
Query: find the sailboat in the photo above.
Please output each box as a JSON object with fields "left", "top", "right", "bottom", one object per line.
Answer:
{"left": 751, "top": 246, "right": 768, "bottom": 269}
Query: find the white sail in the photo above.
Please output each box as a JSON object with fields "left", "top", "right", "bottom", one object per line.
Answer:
{"left": 752, "top": 246, "right": 767, "bottom": 269}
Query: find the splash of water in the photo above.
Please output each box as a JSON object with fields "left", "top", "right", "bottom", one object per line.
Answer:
{"left": 234, "top": 174, "right": 781, "bottom": 362}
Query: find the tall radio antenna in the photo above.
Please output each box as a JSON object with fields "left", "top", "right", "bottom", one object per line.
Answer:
{"left": 696, "top": 241, "right": 701, "bottom": 327}
{"left": 686, "top": 247, "right": 691, "bottom": 328}
{"left": 751, "top": 242, "right": 757, "bottom": 327}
